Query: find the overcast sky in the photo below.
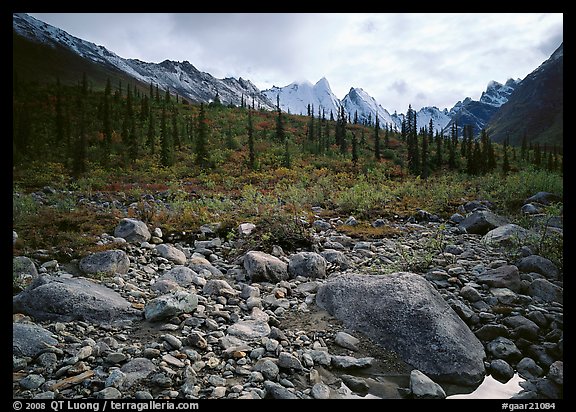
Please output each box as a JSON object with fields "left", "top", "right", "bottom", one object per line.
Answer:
{"left": 29, "top": 13, "right": 563, "bottom": 114}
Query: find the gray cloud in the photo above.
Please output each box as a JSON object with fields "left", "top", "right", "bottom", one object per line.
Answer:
{"left": 27, "top": 12, "right": 563, "bottom": 114}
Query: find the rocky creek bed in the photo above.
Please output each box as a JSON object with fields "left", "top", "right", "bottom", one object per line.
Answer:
{"left": 13, "top": 191, "right": 563, "bottom": 399}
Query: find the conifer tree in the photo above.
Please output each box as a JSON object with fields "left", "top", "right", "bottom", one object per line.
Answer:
{"left": 160, "top": 106, "right": 172, "bottom": 166}
{"left": 283, "top": 137, "right": 291, "bottom": 169}
{"left": 435, "top": 128, "right": 443, "bottom": 168}
{"left": 196, "top": 103, "right": 209, "bottom": 167}
{"left": 533, "top": 143, "right": 542, "bottom": 168}
{"left": 247, "top": 109, "right": 255, "bottom": 169}
{"left": 316, "top": 107, "right": 322, "bottom": 153}
{"left": 351, "top": 131, "right": 358, "bottom": 165}
{"left": 72, "top": 73, "right": 88, "bottom": 176}
{"left": 502, "top": 138, "right": 510, "bottom": 175}
{"left": 55, "top": 78, "right": 65, "bottom": 148}
{"left": 275, "top": 95, "right": 285, "bottom": 142}
{"left": 374, "top": 115, "right": 381, "bottom": 160}
{"left": 140, "top": 95, "right": 149, "bottom": 122}
{"left": 448, "top": 124, "right": 457, "bottom": 169}
{"left": 172, "top": 111, "right": 180, "bottom": 149}
{"left": 421, "top": 122, "right": 430, "bottom": 179}
{"left": 147, "top": 109, "right": 156, "bottom": 155}
{"left": 384, "top": 124, "right": 390, "bottom": 148}
{"left": 307, "top": 109, "right": 315, "bottom": 142}
{"left": 521, "top": 132, "right": 528, "bottom": 160}
{"left": 128, "top": 120, "right": 138, "bottom": 163}
{"left": 337, "top": 106, "right": 347, "bottom": 154}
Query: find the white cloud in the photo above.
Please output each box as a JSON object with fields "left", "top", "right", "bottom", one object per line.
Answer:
{"left": 28, "top": 12, "right": 563, "bottom": 114}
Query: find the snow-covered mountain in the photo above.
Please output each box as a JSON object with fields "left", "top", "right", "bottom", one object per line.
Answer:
{"left": 16, "top": 12, "right": 552, "bottom": 143}
{"left": 341, "top": 87, "right": 402, "bottom": 129}
{"left": 415, "top": 107, "right": 453, "bottom": 134}
{"left": 262, "top": 78, "right": 341, "bottom": 117}
{"left": 442, "top": 78, "right": 521, "bottom": 135}
{"left": 12, "top": 13, "right": 275, "bottom": 109}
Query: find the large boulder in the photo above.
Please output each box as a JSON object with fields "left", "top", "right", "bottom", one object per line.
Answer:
{"left": 525, "top": 192, "right": 562, "bottom": 206}
{"left": 155, "top": 244, "right": 187, "bottom": 265}
{"left": 316, "top": 272, "right": 486, "bottom": 385}
{"left": 114, "top": 218, "right": 151, "bottom": 243}
{"left": 158, "top": 266, "right": 197, "bottom": 287}
{"left": 13, "top": 323, "right": 58, "bottom": 358}
{"left": 243, "top": 251, "right": 288, "bottom": 283}
{"left": 13, "top": 256, "right": 39, "bottom": 291}
{"left": 144, "top": 291, "right": 198, "bottom": 322}
{"left": 528, "top": 279, "right": 563, "bottom": 304}
{"left": 476, "top": 265, "right": 523, "bottom": 293}
{"left": 482, "top": 224, "right": 530, "bottom": 247}
{"left": 13, "top": 276, "right": 141, "bottom": 323}
{"left": 459, "top": 210, "right": 509, "bottom": 235}
{"left": 288, "top": 252, "right": 327, "bottom": 279}
{"left": 188, "top": 255, "right": 223, "bottom": 277}
{"left": 79, "top": 249, "right": 130, "bottom": 276}
{"left": 517, "top": 255, "right": 560, "bottom": 280}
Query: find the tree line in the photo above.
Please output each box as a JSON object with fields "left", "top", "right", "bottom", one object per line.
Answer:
{"left": 13, "top": 73, "right": 562, "bottom": 179}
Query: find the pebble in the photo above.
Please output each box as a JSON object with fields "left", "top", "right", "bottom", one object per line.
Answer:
{"left": 12, "top": 200, "right": 563, "bottom": 400}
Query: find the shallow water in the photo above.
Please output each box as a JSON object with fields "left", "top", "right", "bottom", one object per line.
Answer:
{"left": 447, "top": 374, "right": 525, "bottom": 399}
{"left": 340, "top": 373, "right": 525, "bottom": 399}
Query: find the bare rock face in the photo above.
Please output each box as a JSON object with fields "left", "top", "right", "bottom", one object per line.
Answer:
{"left": 13, "top": 276, "right": 141, "bottom": 324}
{"left": 316, "top": 272, "right": 486, "bottom": 386}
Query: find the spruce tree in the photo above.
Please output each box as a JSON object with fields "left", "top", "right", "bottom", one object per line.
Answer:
{"left": 421, "top": 124, "right": 430, "bottom": 179}
{"left": 172, "top": 110, "right": 180, "bottom": 149}
{"left": 533, "top": 143, "right": 542, "bottom": 168}
{"left": 502, "top": 138, "right": 510, "bottom": 175}
{"left": 160, "top": 106, "right": 172, "bottom": 166}
{"left": 54, "top": 78, "right": 68, "bottom": 165}
{"left": 307, "top": 109, "right": 315, "bottom": 142}
{"left": 275, "top": 95, "right": 285, "bottom": 142}
{"left": 351, "top": 131, "right": 358, "bottom": 165}
{"left": 283, "top": 137, "right": 291, "bottom": 169}
{"left": 247, "top": 109, "right": 255, "bottom": 169}
{"left": 384, "top": 123, "right": 390, "bottom": 148}
{"left": 374, "top": 115, "right": 381, "bottom": 160}
{"left": 196, "top": 103, "right": 209, "bottom": 167}
{"left": 147, "top": 109, "right": 156, "bottom": 155}
{"left": 435, "top": 127, "right": 443, "bottom": 168}
{"left": 521, "top": 132, "right": 528, "bottom": 160}
{"left": 448, "top": 124, "right": 456, "bottom": 169}
{"left": 337, "top": 106, "right": 347, "bottom": 154}
{"left": 72, "top": 74, "right": 88, "bottom": 176}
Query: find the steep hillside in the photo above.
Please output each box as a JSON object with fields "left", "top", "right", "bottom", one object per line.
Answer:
{"left": 486, "top": 43, "right": 563, "bottom": 147}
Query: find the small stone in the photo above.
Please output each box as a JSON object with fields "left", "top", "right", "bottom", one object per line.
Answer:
{"left": 162, "top": 354, "right": 185, "bottom": 368}
{"left": 163, "top": 334, "right": 183, "bottom": 350}
{"left": 106, "top": 352, "right": 128, "bottom": 364}
{"left": 410, "top": 370, "right": 446, "bottom": 399}
{"left": 334, "top": 331, "right": 360, "bottom": 351}
{"left": 310, "top": 383, "right": 331, "bottom": 399}
{"left": 490, "top": 359, "right": 514, "bottom": 383}
{"left": 96, "top": 387, "right": 122, "bottom": 399}
{"left": 19, "top": 374, "right": 46, "bottom": 390}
